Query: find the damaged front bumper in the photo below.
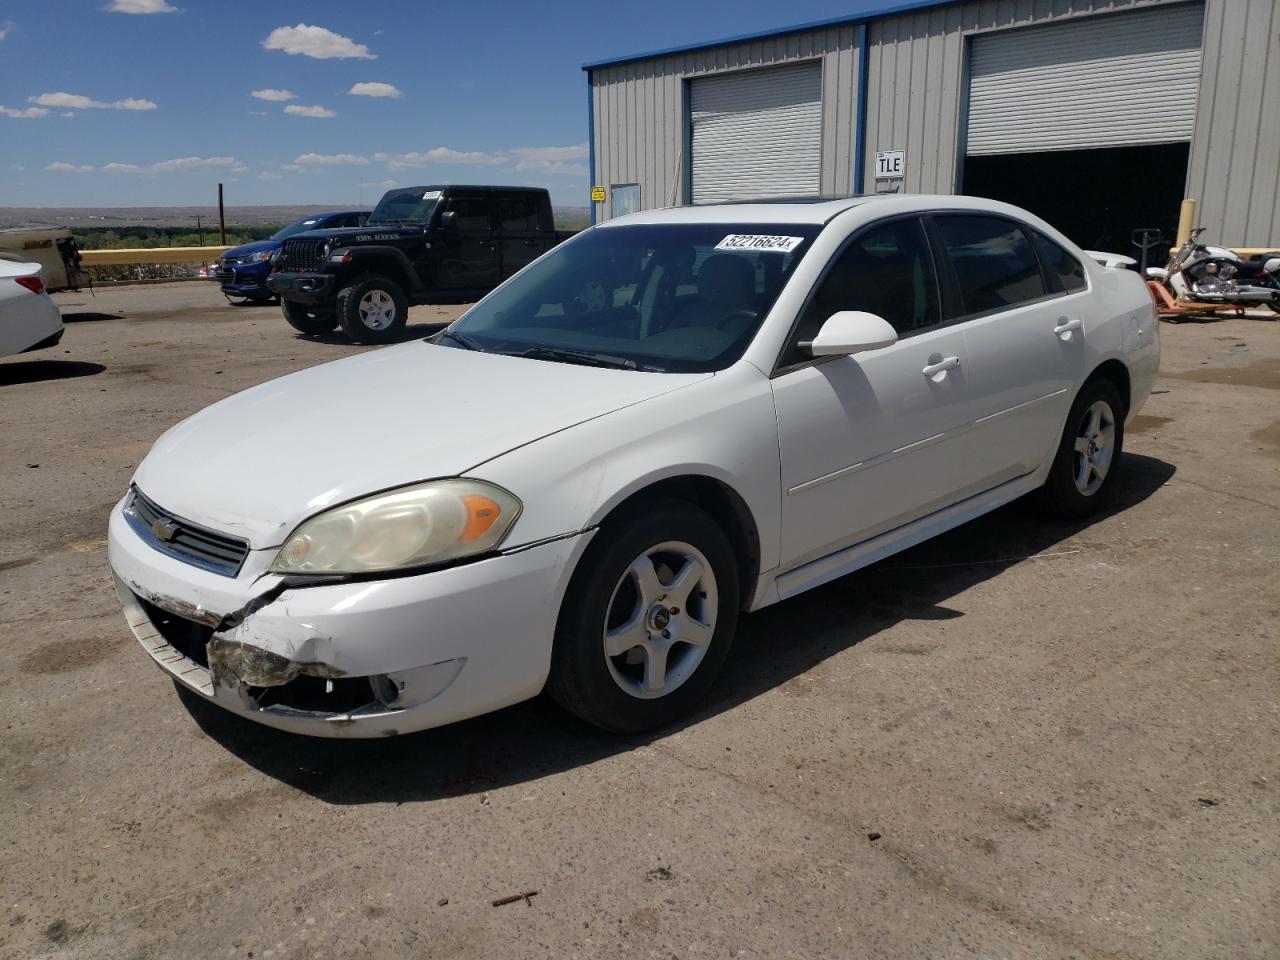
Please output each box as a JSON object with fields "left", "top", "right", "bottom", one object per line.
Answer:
{"left": 107, "top": 499, "right": 589, "bottom": 738}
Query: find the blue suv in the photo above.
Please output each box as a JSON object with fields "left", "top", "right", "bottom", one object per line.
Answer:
{"left": 216, "top": 210, "right": 369, "bottom": 304}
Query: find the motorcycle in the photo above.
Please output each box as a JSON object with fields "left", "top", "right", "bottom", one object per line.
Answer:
{"left": 1146, "top": 227, "right": 1280, "bottom": 314}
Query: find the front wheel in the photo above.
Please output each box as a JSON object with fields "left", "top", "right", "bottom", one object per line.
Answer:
{"left": 1038, "top": 378, "right": 1125, "bottom": 518}
{"left": 336, "top": 275, "right": 408, "bottom": 344}
{"left": 547, "top": 499, "right": 739, "bottom": 733}
{"left": 281, "top": 298, "right": 338, "bottom": 335}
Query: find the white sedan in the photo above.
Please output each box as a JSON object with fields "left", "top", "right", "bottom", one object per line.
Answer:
{"left": 107, "top": 195, "right": 1158, "bottom": 737}
{"left": 0, "top": 260, "right": 64, "bottom": 357}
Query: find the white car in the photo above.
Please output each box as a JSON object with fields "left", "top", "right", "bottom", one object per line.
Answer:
{"left": 107, "top": 195, "right": 1158, "bottom": 737}
{"left": 0, "top": 260, "right": 64, "bottom": 357}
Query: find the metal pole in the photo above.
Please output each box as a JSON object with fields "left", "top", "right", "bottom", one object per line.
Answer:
{"left": 196, "top": 215, "right": 204, "bottom": 246}
{"left": 1175, "top": 198, "right": 1196, "bottom": 248}
{"left": 218, "top": 183, "right": 226, "bottom": 245}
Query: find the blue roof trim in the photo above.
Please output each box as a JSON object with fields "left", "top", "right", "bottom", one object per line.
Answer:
{"left": 581, "top": 0, "right": 962, "bottom": 70}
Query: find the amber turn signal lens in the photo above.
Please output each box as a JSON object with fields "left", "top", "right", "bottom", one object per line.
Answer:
{"left": 460, "top": 494, "right": 502, "bottom": 541}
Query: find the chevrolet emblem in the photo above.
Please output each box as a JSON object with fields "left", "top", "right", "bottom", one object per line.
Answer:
{"left": 151, "top": 517, "right": 180, "bottom": 542}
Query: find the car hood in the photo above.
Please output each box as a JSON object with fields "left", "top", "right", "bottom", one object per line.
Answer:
{"left": 222, "top": 239, "right": 279, "bottom": 259}
{"left": 132, "top": 343, "right": 709, "bottom": 548}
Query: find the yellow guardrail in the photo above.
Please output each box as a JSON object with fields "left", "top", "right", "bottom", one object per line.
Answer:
{"left": 80, "top": 246, "right": 230, "bottom": 266}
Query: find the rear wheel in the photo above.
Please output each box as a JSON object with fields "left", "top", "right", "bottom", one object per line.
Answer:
{"left": 281, "top": 298, "right": 338, "bottom": 335}
{"left": 1039, "top": 378, "right": 1125, "bottom": 518}
{"left": 336, "top": 275, "right": 408, "bottom": 344}
{"left": 547, "top": 499, "right": 739, "bottom": 733}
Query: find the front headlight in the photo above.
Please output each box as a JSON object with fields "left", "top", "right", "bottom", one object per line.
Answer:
{"left": 270, "top": 479, "right": 521, "bottom": 575}
{"left": 253, "top": 250, "right": 275, "bottom": 263}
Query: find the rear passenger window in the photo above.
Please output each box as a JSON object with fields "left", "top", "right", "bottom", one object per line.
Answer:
{"left": 498, "top": 193, "right": 542, "bottom": 233}
{"left": 1031, "top": 229, "right": 1087, "bottom": 293}
{"left": 783, "top": 217, "right": 940, "bottom": 366}
{"left": 935, "top": 215, "right": 1046, "bottom": 315}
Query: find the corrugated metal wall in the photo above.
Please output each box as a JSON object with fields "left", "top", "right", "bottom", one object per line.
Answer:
{"left": 863, "top": 0, "right": 1179, "bottom": 195}
{"left": 589, "top": 24, "right": 861, "bottom": 219}
{"left": 1186, "top": 0, "right": 1280, "bottom": 247}
{"left": 589, "top": 0, "right": 1277, "bottom": 244}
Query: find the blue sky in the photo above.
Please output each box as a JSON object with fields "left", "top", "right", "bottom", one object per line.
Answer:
{"left": 0, "top": 0, "right": 888, "bottom": 208}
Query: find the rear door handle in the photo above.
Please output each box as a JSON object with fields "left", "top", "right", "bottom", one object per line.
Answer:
{"left": 1054, "top": 316, "right": 1083, "bottom": 339}
{"left": 478, "top": 240, "right": 496, "bottom": 249}
{"left": 523, "top": 239, "right": 541, "bottom": 247}
{"left": 922, "top": 356, "right": 960, "bottom": 378}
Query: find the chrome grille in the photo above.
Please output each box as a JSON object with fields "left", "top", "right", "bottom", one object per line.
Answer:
{"left": 279, "top": 238, "right": 326, "bottom": 272}
{"left": 124, "top": 487, "right": 250, "bottom": 577}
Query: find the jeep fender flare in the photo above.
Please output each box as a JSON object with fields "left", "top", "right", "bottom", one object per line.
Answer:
{"left": 331, "top": 245, "right": 421, "bottom": 293}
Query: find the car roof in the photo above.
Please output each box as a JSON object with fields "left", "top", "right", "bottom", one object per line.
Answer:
{"left": 597, "top": 194, "right": 1065, "bottom": 234}
{"left": 389, "top": 185, "right": 546, "bottom": 194}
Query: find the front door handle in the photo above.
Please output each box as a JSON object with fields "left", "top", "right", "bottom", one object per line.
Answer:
{"left": 1054, "top": 316, "right": 1083, "bottom": 340}
{"left": 922, "top": 356, "right": 960, "bottom": 378}
{"left": 478, "top": 240, "right": 496, "bottom": 249}
{"left": 523, "top": 239, "right": 541, "bottom": 247}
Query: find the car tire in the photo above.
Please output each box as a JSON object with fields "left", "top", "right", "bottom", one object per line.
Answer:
{"left": 336, "top": 275, "right": 408, "bottom": 344}
{"left": 547, "top": 498, "right": 739, "bottom": 733}
{"left": 1039, "top": 377, "right": 1126, "bottom": 518}
{"left": 281, "top": 298, "right": 338, "bottom": 336}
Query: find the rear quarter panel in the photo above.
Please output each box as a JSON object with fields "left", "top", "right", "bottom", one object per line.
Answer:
{"left": 1083, "top": 262, "right": 1160, "bottom": 418}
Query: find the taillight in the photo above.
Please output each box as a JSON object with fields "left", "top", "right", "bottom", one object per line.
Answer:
{"left": 15, "top": 275, "right": 45, "bottom": 295}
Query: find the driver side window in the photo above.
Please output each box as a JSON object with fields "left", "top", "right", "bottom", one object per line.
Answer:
{"left": 782, "top": 217, "right": 940, "bottom": 368}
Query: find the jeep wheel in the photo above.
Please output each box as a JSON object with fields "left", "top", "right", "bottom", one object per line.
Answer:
{"left": 337, "top": 275, "right": 408, "bottom": 344}
{"left": 281, "top": 298, "right": 338, "bottom": 336}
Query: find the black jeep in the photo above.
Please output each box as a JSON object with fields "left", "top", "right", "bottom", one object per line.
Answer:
{"left": 267, "top": 185, "right": 574, "bottom": 343}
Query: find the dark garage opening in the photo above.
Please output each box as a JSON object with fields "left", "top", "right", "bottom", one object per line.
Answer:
{"left": 963, "top": 142, "right": 1190, "bottom": 261}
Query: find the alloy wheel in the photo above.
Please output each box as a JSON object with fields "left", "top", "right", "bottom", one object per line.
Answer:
{"left": 603, "top": 541, "right": 717, "bottom": 700}
{"left": 358, "top": 289, "right": 397, "bottom": 330}
{"left": 1072, "top": 399, "right": 1116, "bottom": 496}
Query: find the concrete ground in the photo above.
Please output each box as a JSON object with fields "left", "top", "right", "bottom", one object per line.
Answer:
{"left": 1, "top": 282, "right": 1276, "bottom": 960}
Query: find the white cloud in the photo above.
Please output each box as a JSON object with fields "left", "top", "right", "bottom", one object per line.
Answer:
{"left": 0, "top": 105, "right": 47, "bottom": 119}
{"left": 150, "top": 155, "right": 238, "bottom": 172}
{"left": 0, "top": 24, "right": 9, "bottom": 41}
{"left": 359, "top": 179, "right": 397, "bottom": 189}
{"left": 294, "top": 153, "right": 368, "bottom": 166}
{"left": 284, "top": 104, "right": 336, "bottom": 119}
{"left": 47, "top": 161, "right": 94, "bottom": 173}
{"left": 347, "top": 82, "right": 401, "bottom": 99}
{"left": 374, "top": 147, "right": 503, "bottom": 169}
{"left": 509, "top": 143, "right": 589, "bottom": 176}
{"left": 263, "top": 23, "right": 374, "bottom": 60}
{"left": 103, "top": 162, "right": 142, "bottom": 173}
{"left": 258, "top": 171, "right": 283, "bottom": 180}
{"left": 369, "top": 143, "right": 588, "bottom": 176}
{"left": 250, "top": 88, "right": 296, "bottom": 102}
{"left": 30, "top": 91, "right": 157, "bottom": 111}
{"left": 281, "top": 164, "right": 302, "bottom": 172}
{"left": 105, "top": 0, "right": 176, "bottom": 12}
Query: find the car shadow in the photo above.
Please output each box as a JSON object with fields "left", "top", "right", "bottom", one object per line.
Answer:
{"left": 297, "top": 321, "right": 451, "bottom": 346}
{"left": 180, "top": 452, "right": 1175, "bottom": 804}
{"left": 61, "top": 312, "right": 118, "bottom": 323}
{"left": 0, "top": 359, "right": 106, "bottom": 386}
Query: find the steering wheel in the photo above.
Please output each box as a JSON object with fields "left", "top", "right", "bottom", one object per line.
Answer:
{"left": 714, "top": 309, "right": 757, "bottom": 330}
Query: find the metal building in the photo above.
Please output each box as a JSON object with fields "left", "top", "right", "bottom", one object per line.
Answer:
{"left": 584, "top": 0, "right": 1279, "bottom": 250}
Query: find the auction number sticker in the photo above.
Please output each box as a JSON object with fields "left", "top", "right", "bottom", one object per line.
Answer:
{"left": 422, "top": 190, "right": 442, "bottom": 200}
{"left": 715, "top": 234, "right": 804, "bottom": 252}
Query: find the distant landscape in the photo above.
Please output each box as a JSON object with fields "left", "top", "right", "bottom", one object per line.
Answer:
{"left": 0, "top": 204, "right": 593, "bottom": 237}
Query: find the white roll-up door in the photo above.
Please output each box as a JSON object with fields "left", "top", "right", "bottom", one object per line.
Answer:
{"left": 966, "top": 3, "right": 1204, "bottom": 156}
{"left": 690, "top": 62, "right": 822, "bottom": 204}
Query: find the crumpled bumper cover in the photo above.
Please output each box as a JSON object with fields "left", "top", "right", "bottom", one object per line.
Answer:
{"left": 266, "top": 271, "right": 337, "bottom": 304}
{"left": 107, "top": 499, "right": 590, "bottom": 738}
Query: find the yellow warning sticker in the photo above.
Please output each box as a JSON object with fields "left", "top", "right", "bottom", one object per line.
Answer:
{"left": 590, "top": 185, "right": 606, "bottom": 203}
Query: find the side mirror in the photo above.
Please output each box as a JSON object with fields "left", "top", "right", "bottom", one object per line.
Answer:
{"left": 439, "top": 210, "right": 457, "bottom": 231}
{"left": 806, "top": 311, "right": 898, "bottom": 357}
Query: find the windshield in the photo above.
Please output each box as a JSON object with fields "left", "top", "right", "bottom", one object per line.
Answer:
{"left": 369, "top": 188, "right": 440, "bottom": 225}
{"left": 446, "top": 222, "right": 820, "bottom": 372}
{"left": 271, "top": 217, "right": 322, "bottom": 241}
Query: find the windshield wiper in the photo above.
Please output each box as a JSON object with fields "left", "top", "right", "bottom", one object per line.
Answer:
{"left": 509, "top": 346, "right": 640, "bottom": 370}
{"left": 436, "top": 329, "right": 483, "bottom": 351}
